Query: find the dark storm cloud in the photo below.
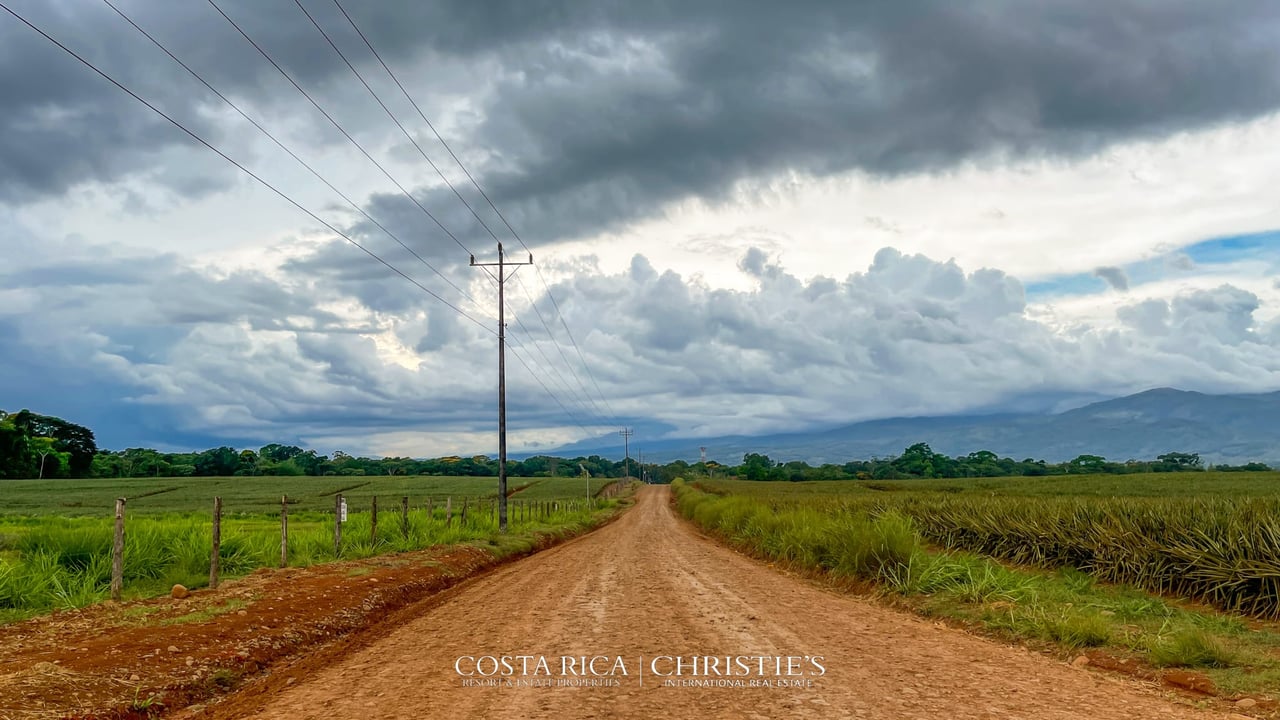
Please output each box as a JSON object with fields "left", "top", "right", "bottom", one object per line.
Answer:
{"left": 4, "top": 0, "right": 1280, "bottom": 240}
{"left": 436, "top": 0, "right": 1280, "bottom": 243}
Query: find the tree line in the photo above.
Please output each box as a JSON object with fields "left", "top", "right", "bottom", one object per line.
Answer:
{"left": 728, "top": 443, "right": 1271, "bottom": 482}
{"left": 89, "top": 444, "right": 637, "bottom": 479}
{"left": 0, "top": 410, "right": 98, "bottom": 479}
{"left": 0, "top": 409, "right": 1272, "bottom": 481}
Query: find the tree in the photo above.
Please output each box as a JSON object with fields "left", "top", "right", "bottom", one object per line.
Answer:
{"left": 0, "top": 414, "right": 35, "bottom": 478}
{"left": 259, "top": 444, "right": 304, "bottom": 463}
{"left": 1068, "top": 454, "right": 1107, "bottom": 473}
{"left": 741, "top": 453, "right": 775, "bottom": 481}
{"left": 237, "top": 449, "right": 259, "bottom": 476}
{"left": 1155, "top": 452, "right": 1202, "bottom": 471}
{"left": 194, "top": 447, "right": 239, "bottom": 476}
{"left": 10, "top": 410, "right": 97, "bottom": 477}
{"left": 893, "top": 442, "right": 943, "bottom": 478}
{"left": 31, "top": 437, "right": 61, "bottom": 479}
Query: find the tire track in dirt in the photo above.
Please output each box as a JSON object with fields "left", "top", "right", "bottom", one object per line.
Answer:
{"left": 215, "top": 486, "right": 1220, "bottom": 719}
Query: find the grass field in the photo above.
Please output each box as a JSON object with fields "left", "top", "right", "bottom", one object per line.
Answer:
{"left": 0, "top": 475, "right": 625, "bottom": 624}
{"left": 706, "top": 470, "right": 1280, "bottom": 498}
{"left": 676, "top": 472, "right": 1280, "bottom": 695}
{"left": 696, "top": 472, "right": 1280, "bottom": 617}
{"left": 0, "top": 475, "right": 614, "bottom": 516}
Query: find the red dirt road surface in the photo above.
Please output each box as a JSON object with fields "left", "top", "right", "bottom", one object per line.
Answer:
{"left": 205, "top": 486, "right": 1223, "bottom": 720}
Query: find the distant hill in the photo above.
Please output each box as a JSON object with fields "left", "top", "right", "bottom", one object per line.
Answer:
{"left": 547, "top": 388, "right": 1280, "bottom": 465}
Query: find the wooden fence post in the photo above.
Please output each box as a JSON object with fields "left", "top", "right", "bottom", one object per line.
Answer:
{"left": 461, "top": 497, "right": 468, "bottom": 524}
{"left": 401, "top": 496, "right": 409, "bottom": 539}
{"left": 280, "top": 495, "right": 288, "bottom": 568}
{"left": 446, "top": 497, "right": 452, "bottom": 526}
{"left": 209, "top": 496, "right": 222, "bottom": 589}
{"left": 427, "top": 497, "right": 434, "bottom": 524}
{"left": 111, "top": 498, "right": 125, "bottom": 601}
{"left": 371, "top": 495, "right": 379, "bottom": 545}
{"left": 334, "top": 493, "right": 343, "bottom": 557}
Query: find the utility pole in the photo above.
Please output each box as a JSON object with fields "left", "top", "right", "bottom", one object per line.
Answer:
{"left": 619, "top": 428, "right": 633, "bottom": 479}
{"left": 471, "top": 242, "right": 533, "bottom": 532}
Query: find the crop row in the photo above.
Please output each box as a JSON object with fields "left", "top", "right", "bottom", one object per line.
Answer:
{"left": 699, "top": 478, "right": 1280, "bottom": 619}
{"left": 674, "top": 479, "right": 1280, "bottom": 675}
{"left": 859, "top": 494, "right": 1280, "bottom": 618}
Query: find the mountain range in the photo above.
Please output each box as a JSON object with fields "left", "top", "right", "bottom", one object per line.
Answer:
{"left": 546, "top": 388, "right": 1280, "bottom": 465}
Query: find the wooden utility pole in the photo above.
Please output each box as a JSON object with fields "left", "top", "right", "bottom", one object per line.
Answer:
{"left": 334, "top": 494, "right": 344, "bottom": 557}
{"left": 111, "top": 498, "right": 125, "bottom": 601}
{"left": 209, "top": 496, "right": 222, "bottom": 589}
{"left": 619, "top": 428, "right": 633, "bottom": 479}
{"left": 471, "top": 242, "right": 532, "bottom": 533}
{"left": 401, "top": 496, "right": 409, "bottom": 539}
{"left": 280, "top": 495, "right": 288, "bottom": 568}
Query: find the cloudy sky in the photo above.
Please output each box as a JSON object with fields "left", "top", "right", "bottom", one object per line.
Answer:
{"left": 2, "top": 0, "right": 1280, "bottom": 457}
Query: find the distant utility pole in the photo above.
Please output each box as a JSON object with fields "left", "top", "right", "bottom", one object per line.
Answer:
{"left": 471, "top": 242, "right": 533, "bottom": 532}
{"left": 619, "top": 428, "right": 634, "bottom": 479}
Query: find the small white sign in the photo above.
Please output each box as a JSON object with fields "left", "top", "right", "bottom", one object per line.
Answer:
{"left": 340, "top": 499, "right": 348, "bottom": 522}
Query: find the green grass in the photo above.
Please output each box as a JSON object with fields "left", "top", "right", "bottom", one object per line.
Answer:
{"left": 160, "top": 598, "right": 249, "bottom": 626}
{"left": 708, "top": 470, "right": 1280, "bottom": 498}
{"left": 0, "top": 475, "right": 624, "bottom": 623}
{"left": 699, "top": 475, "right": 1280, "bottom": 618}
{"left": 674, "top": 477, "right": 1280, "bottom": 697}
{"left": 0, "top": 475, "right": 619, "bottom": 516}
{"left": 1147, "top": 628, "right": 1240, "bottom": 669}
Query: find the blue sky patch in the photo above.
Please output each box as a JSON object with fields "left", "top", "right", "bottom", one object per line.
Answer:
{"left": 1182, "top": 229, "right": 1280, "bottom": 266}
{"left": 1027, "top": 228, "right": 1280, "bottom": 302}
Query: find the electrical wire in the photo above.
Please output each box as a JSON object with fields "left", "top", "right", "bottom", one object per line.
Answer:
{"left": 99, "top": 0, "right": 489, "bottom": 318}
{"left": 506, "top": 338, "right": 596, "bottom": 438}
{"left": 204, "top": 0, "right": 475, "bottom": 257}
{"left": 329, "top": 0, "right": 621, "bottom": 426}
{"left": 293, "top": 0, "right": 508, "bottom": 250}
{"left": 507, "top": 311, "right": 610, "bottom": 427}
{"left": 0, "top": 0, "right": 494, "bottom": 336}
{"left": 302, "top": 0, "right": 611, "bottom": 426}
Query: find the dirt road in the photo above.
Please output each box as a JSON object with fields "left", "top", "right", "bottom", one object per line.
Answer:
{"left": 219, "top": 486, "right": 1214, "bottom": 719}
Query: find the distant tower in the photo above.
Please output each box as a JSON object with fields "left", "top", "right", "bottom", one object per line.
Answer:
{"left": 700, "top": 447, "right": 707, "bottom": 464}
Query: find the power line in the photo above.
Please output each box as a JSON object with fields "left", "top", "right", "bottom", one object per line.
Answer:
{"left": 318, "top": 0, "right": 611, "bottom": 426}
{"left": 506, "top": 338, "right": 595, "bottom": 438}
{"left": 510, "top": 279, "right": 609, "bottom": 421}
{"left": 506, "top": 311, "right": 609, "bottom": 427}
{"left": 99, "top": 0, "right": 488, "bottom": 317}
{"left": 294, "top": 0, "right": 508, "bottom": 249}
{"left": 203, "top": 0, "right": 606, "bottom": 437}
{"left": 5, "top": 0, "right": 607, "bottom": 470}
{"left": 0, "top": 0, "right": 494, "bottom": 336}
{"left": 329, "top": 0, "right": 620, "bottom": 425}
{"left": 204, "top": 0, "right": 475, "bottom": 257}
{"left": 535, "top": 271, "right": 619, "bottom": 422}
